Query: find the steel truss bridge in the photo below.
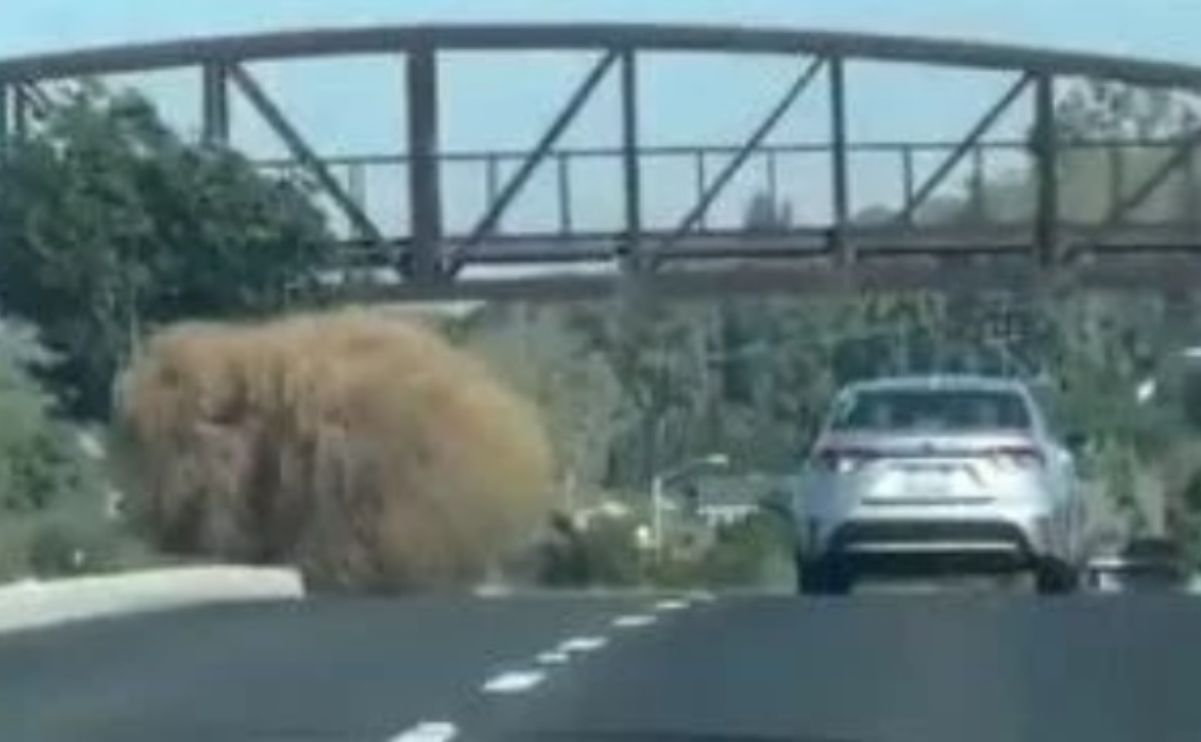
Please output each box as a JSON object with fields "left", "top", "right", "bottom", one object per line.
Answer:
{"left": 4, "top": 24, "right": 1201, "bottom": 300}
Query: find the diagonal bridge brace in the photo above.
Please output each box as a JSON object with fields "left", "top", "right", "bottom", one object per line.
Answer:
{"left": 445, "top": 50, "right": 620, "bottom": 276}
{"left": 1105, "top": 128, "right": 1201, "bottom": 225}
{"left": 1062, "top": 123, "right": 1201, "bottom": 260}
{"left": 895, "top": 72, "right": 1033, "bottom": 226}
{"left": 655, "top": 57, "right": 826, "bottom": 265}
{"left": 227, "top": 63, "right": 386, "bottom": 247}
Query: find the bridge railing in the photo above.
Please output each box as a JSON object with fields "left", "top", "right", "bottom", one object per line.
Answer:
{"left": 256, "top": 136, "right": 1201, "bottom": 264}
{"left": 7, "top": 25, "right": 1201, "bottom": 294}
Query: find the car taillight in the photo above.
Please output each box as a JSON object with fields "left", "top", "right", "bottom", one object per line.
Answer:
{"left": 814, "top": 446, "right": 879, "bottom": 473}
{"left": 992, "top": 445, "right": 1045, "bottom": 469}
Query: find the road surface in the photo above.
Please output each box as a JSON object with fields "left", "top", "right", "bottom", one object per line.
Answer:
{"left": 3, "top": 591, "right": 1201, "bottom": 741}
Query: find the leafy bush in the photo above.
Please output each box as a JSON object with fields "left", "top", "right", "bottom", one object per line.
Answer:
{"left": 27, "top": 520, "right": 107, "bottom": 576}
{"left": 647, "top": 513, "right": 792, "bottom": 588}
{"left": 536, "top": 513, "right": 645, "bottom": 587}
{"left": 0, "top": 321, "right": 132, "bottom": 580}
{"left": 0, "top": 85, "right": 331, "bottom": 418}
{"left": 532, "top": 509, "right": 791, "bottom": 589}
{"left": 118, "top": 311, "right": 554, "bottom": 592}
{"left": 700, "top": 514, "right": 791, "bottom": 585}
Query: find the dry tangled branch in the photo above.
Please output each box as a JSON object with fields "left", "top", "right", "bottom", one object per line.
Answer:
{"left": 118, "top": 310, "right": 552, "bottom": 591}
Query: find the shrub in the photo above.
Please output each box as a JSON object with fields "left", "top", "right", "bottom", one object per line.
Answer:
{"left": 533, "top": 510, "right": 791, "bottom": 590}
{"left": 645, "top": 513, "right": 791, "bottom": 588}
{"left": 117, "top": 310, "right": 554, "bottom": 591}
{"left": 0, "top": 327, "right": 86, "bottom": 515}
{"left": 535, "top": 512, "right": 592, "bottom": 587}
{"left": 28, "top": 521, "right": 96, "bottom": 576}
{"left": 0, "top": 320, "right": 118, "bottom": 580}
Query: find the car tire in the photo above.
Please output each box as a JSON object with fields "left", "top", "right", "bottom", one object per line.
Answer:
{"left": 1035, "top": 558, "right": 1079, "bottom": 595}
{"left": 797, "top": 554, "right": 853, "bottom": 596}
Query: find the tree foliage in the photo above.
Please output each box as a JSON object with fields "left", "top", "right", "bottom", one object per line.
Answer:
{"left": 0, "top": 322, "right": 87, "bottom": 515}
{"left": 0, "top": 320, "right": 122, "bottom": 580}
{"left": 1056, "top": 81, "right": 1200, "bottom": 142}
{"left": 0, "top": 84, "right": 331, "bottom": 417}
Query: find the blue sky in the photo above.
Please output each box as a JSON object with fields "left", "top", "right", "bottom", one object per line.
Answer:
{"left": 4, "top": 1, "right": 1198, "bottom": 60}
{"left": 2, "top": 1, "right": 1198, "bottom": 234}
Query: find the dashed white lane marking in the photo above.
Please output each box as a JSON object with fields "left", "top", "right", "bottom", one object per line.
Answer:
{"left": 472, "top": 584, "right": 512, "bottom": 598}
{"left": 654, "top": 599, "right": 690, "bottom": 611}
{"left": 559, "top": 636, "right": 608, "bottom": 653}
{"left": 688, "top": 589, "right": 716, "bottom": 603}
{"left": 388, "top": 720, "right": 458, "bottom": 742}
{"left": 612, "top": 613, "right": 657, "bottom": 628}
{"left": 536, "top": 650, "right": 571, "bottom": 665}
{"left": 481, "top": 670, "right": 546, "bottom": 694}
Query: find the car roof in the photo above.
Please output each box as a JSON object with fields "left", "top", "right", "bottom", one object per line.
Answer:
{"left": 841, "top": 374, "right": 1030, "bottom": 395}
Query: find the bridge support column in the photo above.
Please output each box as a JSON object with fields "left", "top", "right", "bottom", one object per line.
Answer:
{"left": 0, "top": 84, "right": 8, "bottom": 148}
{"left": 11, "top": 83, "right": 29, "bottom": 142}
{"left": 694, "top": 151, "right": 708, "bottom": 231}
{"left": 900, "top": 145, "right": 915, "bottom": 226}
{"left": 1108, "top": 143, "right": 1124, "bottom": 221}
{"left": 202, "top": 63, "right": 230, "bottom": 146}
{"left": 1034, "top": 73, "right": 1059, "bottom": 266}
{"left": 557, "top": 151, "right": 573, "bottom": 235}
{"left": 829, "top": 57, "right": 850, "bottom": 264}
{"left": 406, "top": 45, "right": 443, "bottom": 283}
{"left": 619, "top": 48, "right": 643, "bottom": 273}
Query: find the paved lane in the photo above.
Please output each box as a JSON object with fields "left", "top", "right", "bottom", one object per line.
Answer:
{"left": 489, "top": 593, "right": 1201, "bottom": 742}
{"left": 5, "top": 591, "right": 1201, "bottom": 741}
{"left": 0, "top": 594, "right": 648, "bottom": 742}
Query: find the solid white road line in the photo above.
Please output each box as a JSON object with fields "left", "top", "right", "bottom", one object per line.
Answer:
{"left": 388, "top": 720, "right": 458, "bottom": 742}
{"left": 481, "top": 670, "right": 546, "bottom": 694}
{"left": 536, "top": 650, "right": 571, "bottom": 665}
{"left": 559, "top": 636, "right": 608, "bottom": 653}
{"left": 612, "top": 614, "right": 657, "bottom": 628}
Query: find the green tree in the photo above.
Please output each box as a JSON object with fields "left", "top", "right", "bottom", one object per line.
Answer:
{"left": 1056, "top": 81, "right": 1199, "bottom": 142}
{"left": 0, "top": 322, "right": 85, "bottom": 514}
{"left": 563, "top": 300, "right": 718, "bottom": 487}
{"left": 0, "top": 320, "right": 117, "bottom": 580}
{"left": 0, "top": 84, "right": 331, "bottom": 417}
{"left": 460, "top": 303, "right": 625, "bottom": 502}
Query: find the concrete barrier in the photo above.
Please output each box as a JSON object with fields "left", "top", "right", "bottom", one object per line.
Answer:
{"left": 0, "top": 566, "right": 304, "bottom": 635}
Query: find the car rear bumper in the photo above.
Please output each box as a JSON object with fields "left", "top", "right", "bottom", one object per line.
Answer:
{"left": 824, "top": 518, "right": 1036, "bottom": 573}
{"left": 798, "top": 506, "right": 1062, "bottom": 568}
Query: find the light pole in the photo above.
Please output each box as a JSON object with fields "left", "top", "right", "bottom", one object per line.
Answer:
{"left": 651, "top": 452, "right": 729, "bottom": 558}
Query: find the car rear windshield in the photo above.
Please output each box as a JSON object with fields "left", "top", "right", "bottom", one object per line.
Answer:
{"left": 832, "top": 389, "right": 1032, "bottom": 432}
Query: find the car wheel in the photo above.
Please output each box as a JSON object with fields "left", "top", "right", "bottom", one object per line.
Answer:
{"left": 798, "top": 555, "right": 853, "bottom": 596}
{"left": 1035, "top": 558, "right": 1079, "bottom": 595}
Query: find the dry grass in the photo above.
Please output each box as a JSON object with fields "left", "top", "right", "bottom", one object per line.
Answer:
{"left": 117, "top": 310, "right": 552, "bottom": 591}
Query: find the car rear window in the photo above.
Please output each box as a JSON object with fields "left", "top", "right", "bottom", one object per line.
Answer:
{"left": 832, "top": 389, "right": 1031, "bottom": 431}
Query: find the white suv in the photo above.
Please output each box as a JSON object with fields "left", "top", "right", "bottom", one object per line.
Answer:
{"left": 794, "top": 375, "right": 1082, "bottom": 594}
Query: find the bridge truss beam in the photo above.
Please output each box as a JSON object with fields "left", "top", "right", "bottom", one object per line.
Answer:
{"left": 5, "top": 25, "right": 1201, "bottom": 298}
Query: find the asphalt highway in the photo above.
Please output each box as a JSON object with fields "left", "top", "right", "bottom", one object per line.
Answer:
{"left": 4, "top": 590, "right": 1201, "bottom": 742}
